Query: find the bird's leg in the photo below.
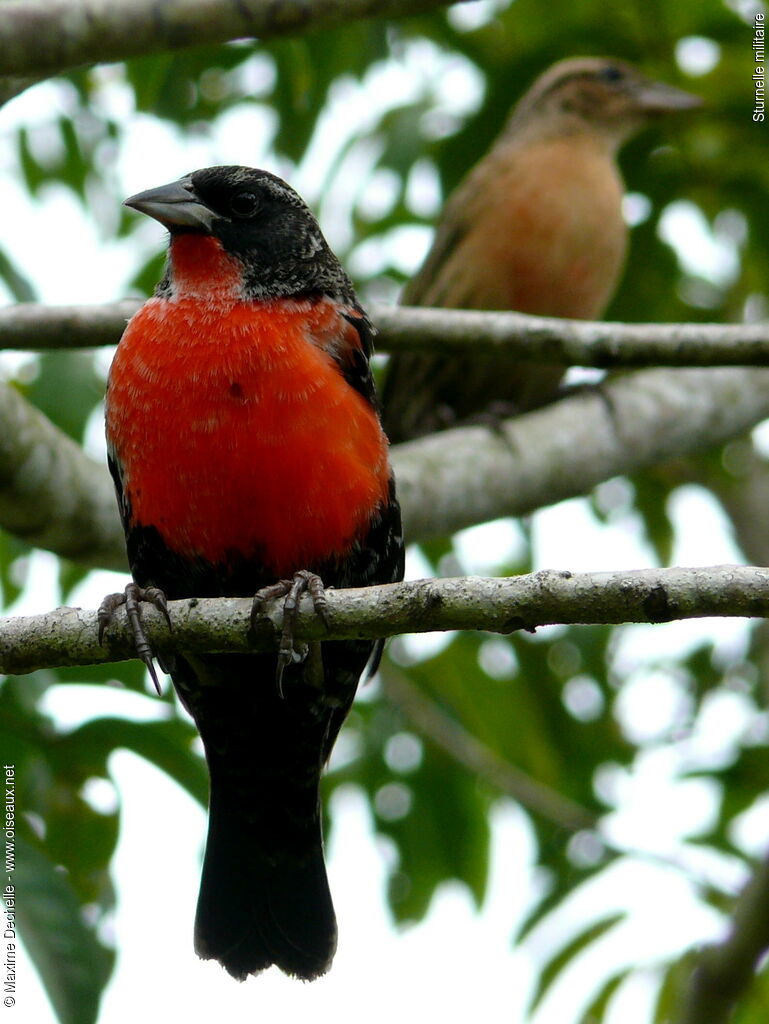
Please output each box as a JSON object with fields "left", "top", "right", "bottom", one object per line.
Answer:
{"left": 554, "top": 377, "right": 618, "bottom": 423}
{"left": 471, "top": 402, "right": 523, "bottom": 441}
{"left": 451, "top": 401, "right": 527, "bottom": 455}
{"left": 251, "top": 570, "right": 331, "bottom": 695}
{"left": 97, "top": 582, "right": 171, "bottom": 695}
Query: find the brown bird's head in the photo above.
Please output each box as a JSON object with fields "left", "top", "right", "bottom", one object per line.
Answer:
{"left": 508, "top": 57, "right": 701, "bottom": 149}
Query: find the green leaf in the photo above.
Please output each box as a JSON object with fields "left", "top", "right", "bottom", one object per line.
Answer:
{"left": 328, "top": 684, "right": 491, "bottom": 920}
{"left": 124, "top": 44, "right": 256, "bottom": 124}
{"left": 653, "top": 957, "right": 689, "bottom": 1023}
{"left": 57, "top": 117, "right": 89, "bottom": 199}
{"left": 22, "top": 352, "right": 103, "bottom": 443}
{"left": 383, "top": 743, "right": 492, "bottom": 920}
{"left": 13, "top": 827, "right": 114, "bottom": 1024}
{"left": 17, "top": 126, "right": 46, "bottom": 196}
{"left": 55, "top": 716, "right": 208, "bottom": 808}
{"left": 580, "top": 971, "right": 630, "bottom": 1023}
{"left": 266, "top": 21, "right": 389, "bottom": 162}
{"left": 732, "top": 964, "right": 769, "bottom": 1024}
{"left": 57, "top": 561, "right": 93, "bottom": 605}
{"left": 629, "top": 471, "right": 676, "bottom": 566}
{"left": 528, "top": 913, "right": 626, "bottom": 1012}
{"left": 0, "top": 247, "right": 36, "bottom": 303}
{"left": 0, "top": 533, "right": 32, "bottom": 610}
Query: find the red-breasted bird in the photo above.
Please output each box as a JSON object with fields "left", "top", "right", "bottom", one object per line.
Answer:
{"left": 100, "top": 166, "right": 404, "bottom": 981}
{"left": 381, "top": 57, "right": 700, "bottom": 443}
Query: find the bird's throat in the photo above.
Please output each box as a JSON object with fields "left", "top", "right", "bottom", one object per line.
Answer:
{"left": 168, "top": 234, "right": 245, "bottom": 302}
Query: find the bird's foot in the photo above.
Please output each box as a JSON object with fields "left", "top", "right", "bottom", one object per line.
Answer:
{"left": 554, "top": 378, "right": 617, "bottom": 422}
{"left": 98, "top": 582, "right": 171, "bottom": 695}
{"left": 251, "top": 570, "right": 331, "bottom": 695}
{"left": 453, "top": 401, "right": 527, "bottom": 454}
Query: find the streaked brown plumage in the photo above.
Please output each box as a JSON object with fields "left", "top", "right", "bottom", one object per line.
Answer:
{"left": 381, "top": 57, "right": 700, "bottom": 443}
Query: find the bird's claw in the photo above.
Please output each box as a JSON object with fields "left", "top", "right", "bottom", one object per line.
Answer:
{"left": 251, "top": 570, "right": 330, "bottom": 695}
{"left": 553, "top": 378, "right": 617, "bottom": 418}
{"left": 97, "top": 582, "right": 171, "bottom": 695}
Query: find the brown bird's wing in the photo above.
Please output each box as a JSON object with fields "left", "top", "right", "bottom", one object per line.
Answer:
{"left": 381, "top": 137, "right": 627, "bottom": 442}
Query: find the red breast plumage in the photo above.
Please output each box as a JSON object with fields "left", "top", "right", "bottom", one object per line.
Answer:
{"left": 110, "top": 280, "right": 390, "bottom": 572}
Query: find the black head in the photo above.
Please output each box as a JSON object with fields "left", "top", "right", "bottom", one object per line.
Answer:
{"left": 124, "top": 166, "right": 356, "bottom": 303}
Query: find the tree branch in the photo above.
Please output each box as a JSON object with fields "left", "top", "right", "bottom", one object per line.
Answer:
{"left": 3, "top": 565, "right": 769, "bottom": 675}
{"left": 0, "top": 301, "right": 139, "bottom": 351}
{"left": 679, "top": 846, "right": 769, "bottom": 1024}
{"left": 396, "top": 366, "right": 769, "bottom": 540}
{"left": 377, "top": 307, "right": 769, "bottom": 367}
{"left": 0, "top": 380, "right": 125, "bottom": 569}
{"left": 0, "top": 0, "right": 467, "bottom": 78}
{"left": 4, "top": 301, "right": 769, "bottom": 366}
{"left": 4, "top": 364, "right": 769, "bottom": 565}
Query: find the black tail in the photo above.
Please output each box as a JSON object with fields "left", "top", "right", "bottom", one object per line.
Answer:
{"left": 194, "top": 778, "right": 336, "bottom": 981}
{"left": 170, "top": 650, "right": 347, "bottom": 982}
{"left": 169, "top": 638, "right": 374, "bottom": 982}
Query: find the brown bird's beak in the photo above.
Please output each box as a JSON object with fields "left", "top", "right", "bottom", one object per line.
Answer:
{"left": 124, "top": 176, "right": 215, "bottom": 231}
{"left": 633, "top": 78, "right": 703, "bottom": 114}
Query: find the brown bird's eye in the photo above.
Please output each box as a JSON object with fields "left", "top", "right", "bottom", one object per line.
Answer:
{"left": 230, "top": 191, "right": 260, "bottom": 218}
{"left": 598, "top": 64, "right": 624, "bottom": 84}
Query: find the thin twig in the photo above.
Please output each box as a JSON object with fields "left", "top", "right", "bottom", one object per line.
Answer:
{"left": 380, "top": 663, "right": 595, "bottom": 830}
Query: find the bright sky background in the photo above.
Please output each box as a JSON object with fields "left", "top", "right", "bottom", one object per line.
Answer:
{"left": 0, "top": 21, "right": 765, "bottom": 1024}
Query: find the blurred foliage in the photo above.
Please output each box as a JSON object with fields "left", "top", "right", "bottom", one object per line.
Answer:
{"left": 1, "top": 0, "right": 769, "bottom": 1021}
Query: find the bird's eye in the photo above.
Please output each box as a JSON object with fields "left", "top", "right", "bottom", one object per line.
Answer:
{"left": 598, "top": 64, "right": 624, "bottom": 84}
{"left": 230, "top": 191, "right": 260, "bottom": 218}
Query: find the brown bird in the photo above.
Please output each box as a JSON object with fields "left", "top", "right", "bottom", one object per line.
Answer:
{"left": 381, "top": 57, "right": 700, "bottom": 443}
